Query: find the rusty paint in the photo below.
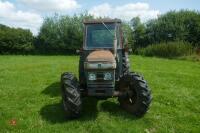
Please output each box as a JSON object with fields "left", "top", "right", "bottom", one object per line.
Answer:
{"left": 87, "top": 50, "right": 115, "bottom": 62}
{"left": 84, "top": 18, "right": 121, "bottom": 24}
{"left": 9, "top": 119, "right": 17, "bottom": 126}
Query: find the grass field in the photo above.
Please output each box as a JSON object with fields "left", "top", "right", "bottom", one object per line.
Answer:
{"left": 0, "top": 55, "right": 200, "bottom": 133}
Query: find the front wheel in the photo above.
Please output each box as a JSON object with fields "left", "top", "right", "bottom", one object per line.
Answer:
{"left": 61, "top": 72, "right": 82, "bottom": 118}
{"left": 118, "top": 72, "right": 152, "bottom": 117}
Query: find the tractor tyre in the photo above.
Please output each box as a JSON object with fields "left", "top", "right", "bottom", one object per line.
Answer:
{"left": 118, "top": 72, "right": 152, "bottom": 117}
{"left": 61, "top": 72, "right": 82, "bottom": 118}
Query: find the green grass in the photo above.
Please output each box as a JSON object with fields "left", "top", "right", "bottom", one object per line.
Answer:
{"left": 0, "top": 55, "right": 200, "bottom": 133}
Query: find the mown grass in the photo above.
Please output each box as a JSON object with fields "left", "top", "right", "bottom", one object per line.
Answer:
{"left": 0, "top": 55, "right": 200, "bottom": 133}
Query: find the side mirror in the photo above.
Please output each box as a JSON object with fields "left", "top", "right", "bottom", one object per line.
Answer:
{"left": 128, "top": 48, "right": 133, "bottom": 53}
{"left": 125, "top": 47, "right": 132, "bottom": 53}
{"left": 76, "top": 49, "right": 80, "bottom": 54}
{"left": 76, "top": 48, "right": 83, "bottom": 54}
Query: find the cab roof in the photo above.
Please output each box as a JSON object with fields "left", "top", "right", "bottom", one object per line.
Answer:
{"left": 83, "top": 18, "right": 121, "bottom": 24}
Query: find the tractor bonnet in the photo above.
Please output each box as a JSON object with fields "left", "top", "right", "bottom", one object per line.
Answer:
{"left": 86, "top": 50, "right": 115, "bottom": 63}
{"left": 84, "top": 50, "right": 116, "bottom": 69}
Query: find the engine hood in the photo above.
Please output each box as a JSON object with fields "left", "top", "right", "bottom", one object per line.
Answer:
{"left": 85, "top": 50, "right": 116, "bottom": 69}
{"left": 86, "top": 50, "right": 115, "bottom": 63}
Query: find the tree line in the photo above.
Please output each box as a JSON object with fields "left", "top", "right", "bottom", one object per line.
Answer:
{"left": 0, "top": 10, "right": 199, "bottom": 55}
{"left": 0, "top": 24, "right": 34, "bottom": 54}
{"left": 131, "top": 10, "right": 200, "bottom": 50}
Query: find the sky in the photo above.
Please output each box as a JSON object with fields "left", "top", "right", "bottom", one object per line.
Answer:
{"left": 0, "top": 0, "right": 199, "bottom": 35}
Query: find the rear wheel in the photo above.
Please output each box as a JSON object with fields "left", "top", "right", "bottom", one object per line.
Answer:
{"left": 61, "top": 72, "right": 82, "bottom": 118}
{"left": 118, "top": 72, "right": 152, "bottom": 117}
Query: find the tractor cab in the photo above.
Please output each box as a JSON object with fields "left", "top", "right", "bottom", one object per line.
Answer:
{"left": 83, "top": 19, "right": 122, "bottom": 50}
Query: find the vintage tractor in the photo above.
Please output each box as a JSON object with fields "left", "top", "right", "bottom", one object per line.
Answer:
{"left": 61, "top": 19, "right": 152, "bottom": 118}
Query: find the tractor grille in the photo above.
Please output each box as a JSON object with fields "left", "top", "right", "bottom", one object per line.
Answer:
{"left": 87, "top": 81, "right": 114, "bottom": 96}
{"left": 96, "top": 72, "right": 104, "bottom": 80}
{"left": 87, "top": 82, "right": 114, "bottom": 88}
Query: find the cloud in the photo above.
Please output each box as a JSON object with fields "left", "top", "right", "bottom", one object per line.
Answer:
{"left": 89, "top": 2, "right": 160, "bottom": 21}
{"left": 0, "top": 1, "right": 43, "bottom": 35}
{"left": 0, "top": 1, "right": 160, "bottom": 35}
{"left": 18, "top": 0, "right": 80, "bottom": 12}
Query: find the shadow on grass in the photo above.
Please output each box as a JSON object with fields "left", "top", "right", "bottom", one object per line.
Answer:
{"left": 40, "top": 102, "right": 66, "bottom": 123}
{"left": 40, "top": 97, "right": 98, "bottom": 123}
{"left": 42, "top": 82, "right": 60, "bottom": 97}
{"left": 40, "top": 99, "right": 138, "bottom": 124}
{"left": 100, "top": 100, "right": 139, "bottom": 120}
{"left": 40, "top": 82, "right": 138, "bottom": 123}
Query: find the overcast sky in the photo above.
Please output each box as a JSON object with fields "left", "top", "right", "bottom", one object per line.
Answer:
{"left": 0, "top": 0, "right": 199, "bottom": 35}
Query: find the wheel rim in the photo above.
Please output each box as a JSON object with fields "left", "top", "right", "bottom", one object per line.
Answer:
{"left": 119, "top": 81, "right": 138, "bottom": 112}
{"left": 124, "top": 86, "right": 137, "bottom": 105}
{"left": 118, "top": 73, "right": 151, "bottom": 116}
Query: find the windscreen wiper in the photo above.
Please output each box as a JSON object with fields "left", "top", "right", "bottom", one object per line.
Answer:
{"left": 101, "top": 21, "right": 117, "bottom": 57}
{"left": 101, "top": 21, "right": 114, "bottom": 37}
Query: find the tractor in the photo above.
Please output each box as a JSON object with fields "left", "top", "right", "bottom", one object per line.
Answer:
{"left": 61, "top": 19, "right": 152, "bottom": 118}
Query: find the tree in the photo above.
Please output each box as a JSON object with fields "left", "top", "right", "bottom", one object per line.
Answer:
{"left": 121, "top": 22, "right": 134, "bottom": 48}
{"left": 145, "top": 10, "right": 200, "bottom": 47}
{"left": 131, "top": 17, "right": 147, "bottom": 48}
{"left": 35, "top": 13, "right": 93, "bottom": 54}
{"left": 0, "top": 24, "right": 34, "bottom": 54}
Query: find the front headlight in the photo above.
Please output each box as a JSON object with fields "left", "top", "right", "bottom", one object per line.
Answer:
{"left": 104, "top": 72, "right": 112, "bottom": 80}
{"left": 88, "top": 73, "right": 96, "bottom": 81}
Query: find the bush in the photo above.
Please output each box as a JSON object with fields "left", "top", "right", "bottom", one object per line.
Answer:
{"left": 137, "top": 41, "right": 193, "bottom": 58}
{"left": 35, "top": 14, "right": 93, "bottom": 55}
{"left": 0, "top": 24, "right": 34, "bottom": 55}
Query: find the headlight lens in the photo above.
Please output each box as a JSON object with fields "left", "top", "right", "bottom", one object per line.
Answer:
{"left": 88, "top": 73, "right": 96, "bottom": 81}
{"left": 104, "top": 72, "right": 112, "bottom": 80}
